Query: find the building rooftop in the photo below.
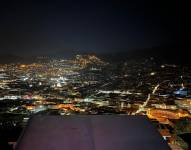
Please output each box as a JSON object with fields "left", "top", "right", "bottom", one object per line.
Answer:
{"left": 15, "top": 115, "right": 170, "bottom": 150}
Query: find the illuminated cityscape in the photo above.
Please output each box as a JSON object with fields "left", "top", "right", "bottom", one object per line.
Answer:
{"left": 1, "top": 0, "right": 191, "bottom": 149}
{"left": 0, "top": 54, "right": 190, "bottom": 149}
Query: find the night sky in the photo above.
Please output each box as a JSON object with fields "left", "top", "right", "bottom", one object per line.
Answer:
{"left": 0, "top": 0, "right": 190, "bottom": 56}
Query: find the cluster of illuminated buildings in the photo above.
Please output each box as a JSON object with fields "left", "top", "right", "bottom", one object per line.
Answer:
{"left": 0, "top": 54, "right": 191, "bottom": 149}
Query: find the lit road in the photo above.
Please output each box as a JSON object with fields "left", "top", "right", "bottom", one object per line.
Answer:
{"left": 134, "top": 80, "right": 172, "bottom": 114}
{"left": 134, "top": 84, "right": 160, "bottom": 114}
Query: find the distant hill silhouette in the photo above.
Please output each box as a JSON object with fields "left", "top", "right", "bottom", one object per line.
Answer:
{"left": 100, "top": 44, "right": 191, "bottom": 65}
{"left": 0, "top": 43, "right": 190, "bottom": 65}
{"left": 0, "top": 54, "right": 23, "bottom": 64}
{"left": 0, "top": 54, "right": 35, "bottom": 64}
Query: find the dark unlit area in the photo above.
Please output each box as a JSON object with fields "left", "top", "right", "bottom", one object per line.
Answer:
{"left": 15, "top": 115, "right": 170, "bottom": 150}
